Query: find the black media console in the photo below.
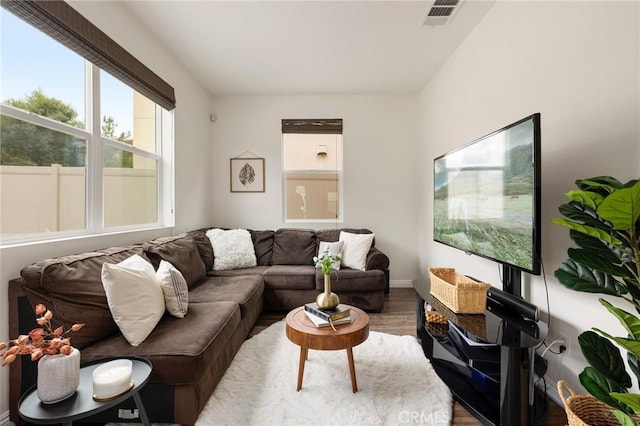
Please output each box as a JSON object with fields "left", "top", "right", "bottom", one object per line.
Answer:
{"left": 413, "top": 278, "right": 547, "bottom": 426}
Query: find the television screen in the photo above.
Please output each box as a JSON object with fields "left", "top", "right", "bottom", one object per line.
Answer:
{"left": 433, "top": 113, "right": 541, "bottom": 275}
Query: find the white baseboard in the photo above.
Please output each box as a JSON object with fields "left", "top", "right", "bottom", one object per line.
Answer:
{"left": 0, "top": 410, "right": 11, "bottom": 426}
{"left": 390, "top": 280, "right": 413, "bottom": 288}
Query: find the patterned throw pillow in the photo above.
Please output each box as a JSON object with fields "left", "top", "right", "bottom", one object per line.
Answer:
{"left": 156, "top": 260, "right": 188, "bottom": 318}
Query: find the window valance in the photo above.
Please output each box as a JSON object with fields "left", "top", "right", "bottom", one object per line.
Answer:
{"left": 281, "top": 119, "right": 343, "bottom": 134}
{"left": 1, "top": 0, "right": 176, "bottom": 111}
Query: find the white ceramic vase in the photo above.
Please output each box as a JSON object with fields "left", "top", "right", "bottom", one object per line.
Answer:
{"left": 37, "top": 347, "right": 80, "bottom": 404}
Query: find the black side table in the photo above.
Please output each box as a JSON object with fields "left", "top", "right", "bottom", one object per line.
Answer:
{"left": 19, "top": 356, "right": 152, "bottom": 426}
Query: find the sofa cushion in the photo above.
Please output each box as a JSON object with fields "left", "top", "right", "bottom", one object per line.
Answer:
{"left": 157, "top": 260, "right": 189, "bottom": 318}
{"left": 251, "top": 230, "right": 274, "bottom": 266}
{"left": 206, "top": 229, "right": 257, "bottom": 271}
{"left": 20, "top": 245, "right": 147, "bottom": 349}
{"left": 339, "top": 231, "right": 375, "bottom": 271}
{"left": 101, "top": 254, "right": 166, "bottom": 346}
{"left": 263, "top": 265, "right": 316, "bottom": 290}
{"left": 272, "top": 229, "right": 316, "bottom": 265}
{"left": 208, "top": 266, "right": 270, "bottom": 277}
{"left": 189, "top": 275, "right": 263, "bottom": 319}
{"left": 187, "top": 229, "right": 215, "bottom": 271}
{"left": 80, "top": 301, "right": 241, "bottom": 385}
{"left": 144, "top": 235, "right": 206, "bottom": 289}
{"left": 316, "top": 228, "right": 375, "bottom": 249}
{"left": 315, "top": 268, "right": 386, "bottom": 292}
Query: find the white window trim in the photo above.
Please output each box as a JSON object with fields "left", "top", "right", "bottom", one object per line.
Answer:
{"left": 0, "top": 104, "right": 88, "bottom": 140}
{"left": 0, "top": 63, "right": 173, "bottom": 246}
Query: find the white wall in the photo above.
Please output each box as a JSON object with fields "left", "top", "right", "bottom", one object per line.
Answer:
{"left": 2, "top": 0, "right": 637, "bottom": 421}
{"left": 0, "top": 1, "right": 212, "bottom": 418}
{"left": 210, "top": 95, "right": 420, "bottom": 284}
{"left": 418, "top": 0, "right": 639, "bottom": 402}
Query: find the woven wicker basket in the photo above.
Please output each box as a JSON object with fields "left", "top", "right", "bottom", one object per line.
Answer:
{"left": 424, "top": 322, "right": 448, "bottom": 338}
{"left": 425, "top": 310, "right": 447, "bottom": 324}
{"left": 428, "top": 267, "right": 491, "bottom": 314}
{"left": 426, "top": 299, "right": 487, "bottom": 339}
{"left": 557, "top": 380, "right": 620, "bottom": 426}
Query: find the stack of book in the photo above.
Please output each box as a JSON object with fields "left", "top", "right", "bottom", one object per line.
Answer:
{"left": 304, "top": 302, "right": 351, "bottom": 329}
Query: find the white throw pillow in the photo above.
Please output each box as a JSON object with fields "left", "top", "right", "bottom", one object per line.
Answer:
{"left": 339, "top": 231, "right": 375, "bottom": 271}
{"left": 206, "top": 228, "right": 257, "bottom": 271}
{"left": 316, "top": 241, "right": 344, "bottom": 271}
{"left": 156, "top": 260, "right": 189, "bottom": 318}
{"left": 101, "top": 254, "right": 165, "bottom": 346}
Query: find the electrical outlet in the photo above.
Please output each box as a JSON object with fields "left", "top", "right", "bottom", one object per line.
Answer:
{"left": 554, "top": 338, "right": 568, "bottom": 356}
{"left": 558, "top": 341, "right": 567, "bottom": 354}
{"left": 539, "top": 337, "right": 568, "bottom": 358}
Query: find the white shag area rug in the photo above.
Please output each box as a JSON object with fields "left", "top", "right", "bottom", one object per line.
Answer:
{"left": 195, "top": 321, "right": 452, "bottom": 426}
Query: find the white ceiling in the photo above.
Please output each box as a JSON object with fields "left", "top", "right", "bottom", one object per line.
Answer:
{"left": 122, "top": 1, "right": 495, "bottom": 96}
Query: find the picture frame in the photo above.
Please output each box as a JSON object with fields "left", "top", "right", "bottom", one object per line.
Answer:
{"left": 230, "top": 157, "right": 265, "bottom": 192}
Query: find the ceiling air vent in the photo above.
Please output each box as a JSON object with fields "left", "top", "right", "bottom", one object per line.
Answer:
{"left": 421, "top": 0, "right": 463, "bottom": 27}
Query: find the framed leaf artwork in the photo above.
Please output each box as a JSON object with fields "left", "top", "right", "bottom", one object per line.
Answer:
{"left": 230, "top": 158, "right": 265, "bottom": 192}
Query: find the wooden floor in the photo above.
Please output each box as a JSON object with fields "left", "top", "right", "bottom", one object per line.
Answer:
{"left": 250, "top": 288, "right": 568, "bottom": 426}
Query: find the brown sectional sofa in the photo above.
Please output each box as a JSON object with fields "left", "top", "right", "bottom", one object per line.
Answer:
{"left": 8, "top": 227, "right": 389, "bottom": 425}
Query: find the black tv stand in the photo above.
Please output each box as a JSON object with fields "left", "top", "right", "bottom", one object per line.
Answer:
{"left": 413, "top": 278, "right": 547, "bottom": 426}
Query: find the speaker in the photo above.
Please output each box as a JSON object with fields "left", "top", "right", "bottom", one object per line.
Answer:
{"left": 487, "top": 286, "right": 539, "bottom": 321}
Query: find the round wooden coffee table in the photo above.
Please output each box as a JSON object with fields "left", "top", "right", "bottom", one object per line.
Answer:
{"left": 285, "top": 305, "right": 369, "bottom": 393}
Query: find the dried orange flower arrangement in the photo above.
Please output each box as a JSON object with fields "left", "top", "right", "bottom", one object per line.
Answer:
{"left": 0, "top": 303, "right": 85, "bottom": 367}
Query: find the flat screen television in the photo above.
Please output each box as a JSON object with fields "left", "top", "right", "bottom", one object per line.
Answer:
{"left": 433, "top": 113, "right": 541, "bottom": 286}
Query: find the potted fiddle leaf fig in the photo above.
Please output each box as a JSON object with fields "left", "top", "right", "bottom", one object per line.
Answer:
{"left": 553, "top": 176, "right": 640, "bottom": 425}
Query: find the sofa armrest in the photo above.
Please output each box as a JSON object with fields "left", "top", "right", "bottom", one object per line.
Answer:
{"left": 366, "top": 247, "right": 389, "bottom": 272}
{"left": 366, "top": 248, "right": 390, "bottom": 294}
{"left": 9, "top": 278, "right": 39, "bottom": 425}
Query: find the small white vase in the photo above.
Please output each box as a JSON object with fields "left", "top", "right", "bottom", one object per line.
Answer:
{"left": 37, "top": 347, "right": 80, "bottom": 404}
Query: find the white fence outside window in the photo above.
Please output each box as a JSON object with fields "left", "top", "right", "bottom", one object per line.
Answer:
{"left": 0, "top": 165, "right": 156, "bottom": 237}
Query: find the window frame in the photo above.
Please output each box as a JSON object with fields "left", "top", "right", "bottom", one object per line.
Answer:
{"left": 0, "top": 60, "right": 173, "bottom": 246}
{"left": 282, "top": 130, "right": 344, "bottom": 224}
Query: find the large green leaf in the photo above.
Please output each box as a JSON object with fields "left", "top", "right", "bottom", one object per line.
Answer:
{"left": 579, "top": 330, "right": 632, "bottom": 386}
{"left": 613, "top": 409, "right": 640, "bottom": 426}
{"left": 571, "top": 230, "right": 630, "bottom": 258}
{"left": 569, "top": 248, "right": 630, "bottom": 278}
{"left": 626, "top": 282, "right": 640, "bottom": 307}
{"left": 624, "top": 179, "right": 640, "bottom": 189}
{"left": 572, "top": 229, "right": 636, "bottom": 270}
{"left": 554, "top": 259, "right": 626, "bottom": 295}
{"left": 577, "top": 176, "right": 624, "bottom": 195}
{"left": 594, "top": 328, "right": 640, "bottom": 362}
{"left": 580, "top": 366, "right": 630, "bottom": 411}
{"left": 600, "top": 299, "right": 640, "bottom": 340}
{"left": 612, "top": 393, "right": 640, "bottom": 415}
{"left": 552, "top": 218, "right": 623, "bottom": 245}
{"left": 566, "top": 190, "right": 605, "bottom": 210}
{"left": 558, "top": 202, "right": 610, "bottom": 230}
{"left": 598, "top": 181, "right": 640, "bottom": 231}
{"left": 628, "top": 352, "right": 640, "bottom": 386}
